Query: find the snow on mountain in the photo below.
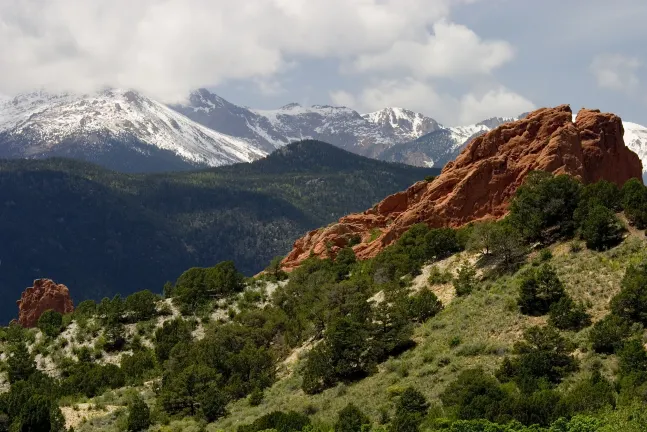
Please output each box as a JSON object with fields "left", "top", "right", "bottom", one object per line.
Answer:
{"left": 361, "top": 107, "right": 441, "bottom": 142}
{"left": 623, "top": 121, "right": 647, "bottom": 178}
{"left": 0, "top": 89, "right": 267, "bottom": 172}
{"left": 377, "top": 117, "right": 515, "bottom": 168}
{"left": 172, "top": 90, "right": 434, "bottom": 158}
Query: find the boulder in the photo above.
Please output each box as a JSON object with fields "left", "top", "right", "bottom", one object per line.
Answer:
{"left": 16, "top": 279, "right": 74, "bottom": 327}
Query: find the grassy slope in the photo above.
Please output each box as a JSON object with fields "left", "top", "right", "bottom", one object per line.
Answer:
{"left": 214, "top": 233, "right": 646, "bottom": 430}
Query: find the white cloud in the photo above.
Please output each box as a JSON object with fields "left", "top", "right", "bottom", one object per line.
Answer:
{"left": 351, "top": 20, "right": 514, "bottom": 79}
{"left": 329, "top": 90, "right": 357, "bottom": 108}
{"left": 0, "top": 0, "right": 471, "bottom": 101}
{"left": 333, "top": 79, "right": 534, "bottom": 125}
{"left": 590, "top": 54, "right": 642, "bottom": 92}
{"left": 458, "top": 88, "right": 535, "bottom": 124}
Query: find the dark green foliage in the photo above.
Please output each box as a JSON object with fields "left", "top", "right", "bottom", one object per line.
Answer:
{"left": 390, "top": 387, "right": 428, "bottom": 432}
{"left": 74, "top": 300, "right": 97, "bottom": 319}
{"left": 617, "top": 339, "right": 647, "bottom": 377}
{"left": 158, "top": 365, "right": 218, "bottom": 417}
{"left": 12, "top": 394, "right": 65, "bottom": 432}
{"left": 103, "top": 321, "right": 126, "bottom": 352}
{"left": 60, "top": 363, "right": 125, "bottom": 397}
{"left": 97, "top": 295, "right": 125, "bottom": 325}
{"left": 125, "top": 290, "right": 159, "bottom": 322}
{"left": 127, "top": 395, "right": 150, "bottom": 432}
{"left": 563, "top": 370, "right": 616, "bottom": 414}
{"left": 425, "top": 228, "right": 461, "bottom": 261}
{"left": 6, "top": 343, "right": 36, "bottom": 384}
{"left": 588, "top": 314, "right": 632, "bottom": 354}
{"left": 453, "top": 263, "right": 478, "bottom": 296}
{"left": 548, "top": 296, "right": 591, "bottom": 331}
{"left": 622, "top": 178, "right": 647, "bottom": 228}
{"left": 441, "top": 369, "right": 508, "bottom": 422}
{"left": 120, "top": 349, "right": 157, "bottom": 384}
{"left": 403, "top": 289, "right": 443, "bottom": 323}
{"left": 37, "top": 310, "right": 63, "bottom": 338}
{"left": 580, "top": 204, "right": 624, "bottom": 251}
{"left": 510, "top": 389, "right": 569, "bottom": 427}
{"left": 173, "top": 261, "right": 244, "bottom": 312}
{"left": 611, "top": 262, "right": 647, "bottom": 325}
{"left": 509, "top": 171, "right": 582, "bottom": 243}
{"left": 248, "top": 388, "right": 264, "bottom": 407}
{"left": 265, "top": 256, "right": 289, "bottom": 282}
{"left": 502, "top": 326, "right": 577, "bottom": 392}
{"left": 199, "top": 384, "right": 229, "bottom": 422}
{"left": 469, "top": 221, "right": 526, "bottom": 267}
{"left": 517, "top": 264, "right": 565, "bottom": 316}
{"left": 334, "top": 403, "right": 371, "bottom": 432}
{"left": 581, "top": 180, "right": 622, "bottom": 212}
{"left": 154, "top": 318, "right": 193, "bottom": 362}
{"left": 0, "top": 142, "right": 437, "bottom": 322}
{"left": 237, "top": 410, "right": 311, "bottom": 432}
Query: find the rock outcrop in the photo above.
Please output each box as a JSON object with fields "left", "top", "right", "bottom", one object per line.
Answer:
{"left": 17, "top": 279, "right": 74, "bottom": 327}
{"left": 282, "top": 105, "right": 643, "bottom": 270}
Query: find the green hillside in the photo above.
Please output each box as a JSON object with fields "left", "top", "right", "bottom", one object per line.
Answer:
{"left": 3, "top": 172, "right": 647, "bottom": 431}
{"left": 0, "top": 140, "right": 437, "bottom": 322}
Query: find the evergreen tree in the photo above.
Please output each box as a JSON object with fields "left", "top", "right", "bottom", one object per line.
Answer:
{"left": 334, "top": 403, "right": 370, "bottom": 432}
{"left": 127, "top": 395, "right": 150, "bottom": 432}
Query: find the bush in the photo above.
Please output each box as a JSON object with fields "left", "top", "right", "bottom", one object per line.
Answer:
{"left": 509, "top": 172, "right": 582, "bottom": 243}
{"left": 425, "top": 228, "right": 461, "bottom": 261}
{"left": 548, "top": 296, "right": 591, "bottom": 331}
{"left": 120, "top": 349, "right": 157, "bottom": 383}
{"left": 517, "top": 264, "right": 565, "bottom": 316}
{"left": 334, "top": 403, "right": 371, "bottom": 432}
{"left": 125, "top": 290, "right": 159, "bottom": 322}
{"left": 37, "top": 310, "right": 63, "bottom": 338}
{"left": 6, "top": 342, "right": 36, "bottom": 384}
{"left": 174, "top": 261, "right": 245, "bottom": 312}
{"left": 441, "top": 368, "right": 508, "bottom": 421}
{"left": 238, "top": 411, "right": 311, "bottom": 432}
{"left": 404, "top": 290, "right": 443, "bottom": 323}
{"left": 611, "top": 263, "right": 647, "bottom": 325}
{"left": 580, "top": 204, "right": 624, "bottom": 250}
{"left": 617, "top": 339, "right": 647, "bottom": 377}
{"left": 453, "top": 262, "right": 478, "bottom": 296}
{"left": 154, "top": 318, "right": 192, "bottom": 362}
{"left": 564, "top": 370, "right": 616, "bottom": 414}
{"left": 199, "top": 383, "right": 229, "bottom": 422}
{"left": 428, "top": 266, "right": 452, "bottom": 285}
{"left": 127, "top": 395, "right": 150, "bottom": 432}
{"left": 622, "top": 178, "right": 647, "bottom": 228}
{"left": 248, "top": 388, "right": 264, "bottom": 406}
{"left": 390, "top": 387, "right": 428, "bottom": 432}
{"left": 589, "top": 314, "right": 632, "bottom": 354}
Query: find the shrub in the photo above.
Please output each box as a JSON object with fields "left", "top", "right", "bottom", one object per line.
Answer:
{"left": 617, "top": 339, "right": 647, "bottom": 377}
{"left": 6, "top": 342, "right": 36, "bottom": 384}
{"left": 199, "top": 384, "right": 229, "bottom": 422}
{"left": 517, "top": 264, "right": 565, "bottom": 316}
{"left": 154, "top": 318, "right": 192, "bottom": 362}
{"left": 125, "top": 290, "right": 159, "bottom": 322}
{"left": 120, "top": 349, "right": 157, "bottom": 383}
{"left": 404, "top": 290, "right": 443, "bottom": 323}
{"left": 238, "top": 411, "right": 311, "bottom": 432}
{"left": 509, "top": 172, "right": 582, "bottom": 243}
{"left": 580, "top": 204, "right": 624, "bottom": 251}
{"left": 37, "top": 310, "right": 63, "bottom": 338}
{"left": 174, "top": 261, "right": 245, "bottom": 312}
{"left": 453, "top": 262, "right": 478, "bottom": 296}
{"left": 334, "top": 403, "right": 371, "bottom": 432}
{"left": 564, "top": 370, "right": 616, "bottom": 414}
{"left": 425, "top": 228, "right": 461, "bottom": 261}
{"left": 589, "top": 314, "right": 632, "bottom": 354}
{"left": 265, "top": 256, "right": 289, "bottom": 282}
{"left": 440, "top": 368, "right": 507, "bottom": 421}
{"left": 622, "top": 178, "right": 647, "bottom": 228}
{"left": 611, "top": 263, "right": 647, "bottom": 325}
{"left": 548, "top": 296, "right": 591, "bottom": 331}
{"left": 127, "top": 395, "right": 150, "bottom": 432}
{"left": 248, "top": 388, "right": 264, "bottom": 406}
{"left": 428, "top": 266, "right": 452, "bottom": 285}
{"left": 390, "top": 387, "right": 428, "bottom": 432}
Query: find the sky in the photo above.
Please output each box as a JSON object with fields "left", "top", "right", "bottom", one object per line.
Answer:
{"left": 1, "top": 0, "right": 646, "bottom": 126}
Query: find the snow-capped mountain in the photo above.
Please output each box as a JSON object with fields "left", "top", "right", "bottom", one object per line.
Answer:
{"left": 361, "top": 107, "right": 441, "bottom": 143}
{"left": 0, "top": 89, "right": 267, "bottom": 172}
{"left": 378, "top": 117, "right": 514, "bottom": 167}
{"left": 623, "top": 122, "right": 647, "bottom": 181}
{"left": 171, "top": 89, "right": 432, "bottom": 158}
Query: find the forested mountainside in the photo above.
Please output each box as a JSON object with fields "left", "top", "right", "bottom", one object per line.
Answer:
{"left": 4, "top": 172, "right": 647, "bottom": 432}
{"left": 0, "top": 140, "right": 436, "bottom": 322}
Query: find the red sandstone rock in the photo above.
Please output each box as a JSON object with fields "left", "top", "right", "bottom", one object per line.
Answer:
{"left": 17, "top": 279, "right": 74, "bottom": 327}
{"left": 282, "top": 105, "right": 643, "bottom": 271}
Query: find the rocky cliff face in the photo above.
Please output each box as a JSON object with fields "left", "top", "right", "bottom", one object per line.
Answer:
{"left": 282, "top": 105, "right": 643, "bottom": 270}
{"left": 17, "top": 279, "right": 74, "bottom": 327}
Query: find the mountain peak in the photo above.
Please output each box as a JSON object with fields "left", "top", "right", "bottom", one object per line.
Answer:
{"left": 362, "top": 107, "right": 441, "bottom": 142}
{"left": 280, "top": 102, "right": 302, "bottom": 110}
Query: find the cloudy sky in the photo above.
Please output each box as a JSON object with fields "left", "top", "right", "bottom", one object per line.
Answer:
{"left": 1, "top": 0, "right": 646, "bottom": 125}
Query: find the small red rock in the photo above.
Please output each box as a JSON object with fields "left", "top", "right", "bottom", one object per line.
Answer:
{"left": 17, "top": 279, "right": 74, "bottom": 327}
{"left": 281, "top": 105, "right": 643, "bottom": 271}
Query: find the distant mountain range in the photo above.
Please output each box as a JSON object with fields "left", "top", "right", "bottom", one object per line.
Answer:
{"left": 1, "top": 88, "right": 645, "bottom": 177}
{"left": 0, "top": 140, "right": 437, "bottom": 322}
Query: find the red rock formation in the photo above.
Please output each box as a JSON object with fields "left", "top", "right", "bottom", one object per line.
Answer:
{"left": 282, "top": 105, "right": 643, "bottom": 270}
{"left": 17, "top": 279, "right": 74, "bottom": 327}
